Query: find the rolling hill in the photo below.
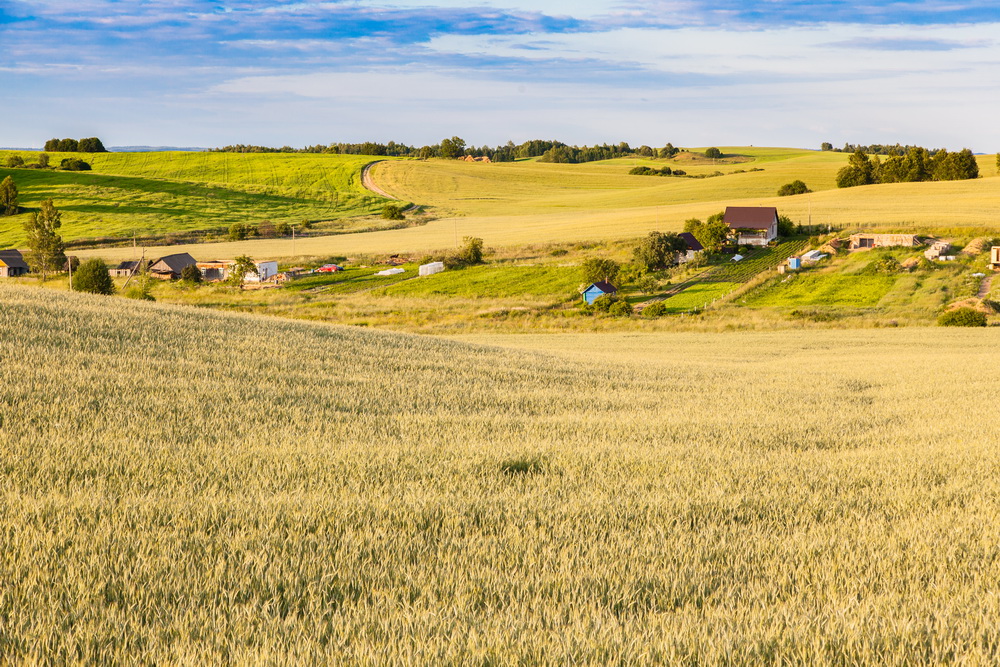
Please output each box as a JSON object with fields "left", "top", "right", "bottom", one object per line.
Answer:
{"left": 0, "top": 150, "right": 399, "bottom": 247}
{"left": 69, "top": 147, "right": 999, "bottom": 263}
{"left": 4, "top": 283, "right": 1000, "bottom": 661}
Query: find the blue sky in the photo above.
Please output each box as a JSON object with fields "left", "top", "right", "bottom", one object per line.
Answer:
{"left": 1, "top": 1, "right": 998, "bottom": 149}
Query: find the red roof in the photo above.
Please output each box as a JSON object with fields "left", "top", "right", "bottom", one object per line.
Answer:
{"left": 724, "top": 207, "right": 778, "bottom": 229}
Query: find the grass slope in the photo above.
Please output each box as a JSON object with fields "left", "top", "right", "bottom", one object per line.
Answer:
{"left": 0, "top": 151, "right": 396, "bottom": 247}
{"left": 76, "top": 149, "right": 1000, "bottom": 262}
{"left": 5, "top": 285, "right": 1000, "bottom": 661}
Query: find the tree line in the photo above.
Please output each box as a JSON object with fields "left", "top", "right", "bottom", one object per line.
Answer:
{"left": 836, "top": 148, "right": 979, "bottom": 188}
{"left": 210, "top": 138, "right": 689, "bottom": 164}
{"left": 43, "top": 137, "right": 107, "bottom": 153}
{"left": 820, "top": 142, "right": 951, "bottom": 156}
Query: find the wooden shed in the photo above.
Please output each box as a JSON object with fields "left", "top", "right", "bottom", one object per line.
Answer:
{"left": 581, "top": 281, "right": 618, "bottom": 305}
{"left": 0, "top": 249, "right": 29, "bottom": 278}
{"left": 849, "top": 233, "right": 919, "bottom": 250}
{"left": 149, "top": 253, "right": 198, "bottom": 280}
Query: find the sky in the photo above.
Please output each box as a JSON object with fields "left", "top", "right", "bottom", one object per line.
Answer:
{"left": 1, "top": 1, "right": 998, "bottom": 150}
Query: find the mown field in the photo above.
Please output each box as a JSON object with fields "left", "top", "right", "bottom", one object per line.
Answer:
{"left": 0, "top": 151, "right": 398, "bottom": 247}
{"left": 75, "top": 148, "right": 1000, "bottom": 263}
{"left": 4, "top": 284, "right": 1000, "bottom": 662}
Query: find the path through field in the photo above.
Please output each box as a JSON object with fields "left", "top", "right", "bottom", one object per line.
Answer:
{"left": 977, "top": 273, "right": 994, "bottom": 298}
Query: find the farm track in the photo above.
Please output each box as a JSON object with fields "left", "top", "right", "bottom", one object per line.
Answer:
{"left": 362, "top": 161, "right": 418, "bottom": 212}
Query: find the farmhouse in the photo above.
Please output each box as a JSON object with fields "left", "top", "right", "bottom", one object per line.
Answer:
{"left": 0, "top": 249, "right": 29, "bottom": 278}
{"left": 109, "top": 259, "right": 150, "bottom": 278}
{"left": 849, "top": 233, "right": 919, "bottom": 250}
{"left": 724, "top": 207, "right": 778, "bottom": 246}
{"left": 581, "top": 281, "right": 618, "bottom": 305}
{"left": 149, "top": 253, "right": 198, "bottom": 280}
{"left": 677, "top": 232, "right": 704, "bottom": 263}
{"left": 196, "top": 260, "right": 234, "bottom": 282}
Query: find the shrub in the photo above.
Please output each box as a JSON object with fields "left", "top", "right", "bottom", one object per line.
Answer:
{"left": 588, "top": 293, "right": 621, "bottom": 313}
{"left": 705, "top": 147, "right": 723, "bottom": 159}
{"left": 643, "top": 301, "right": 667, "bottom": 318}
{"left": 180, "top": 264, "right": 202, "bottom": 283}
{"left": 550, "top": 248, "right": 568, "bottom": 257}
{"left": 777, "top": 180, "right": 811, "bottom": 196}
{"left": 456, "top": 236, "right": 484, "bottom": 265}
{"left": 275, "top": 221, "right": 292, "bottom": 236}
{"left": 608, "top": 301, "right": 633, "bottom": 317}
{"left": 6, "top": 155, "right": 24, "bottom": 168}
{"left": 59, "top": 158, "right": 91, "bottom": 171}
{"left": 637, "top": 274, "right": 659, "bottom": 294}
{"left": 72, "top": 259, "right": 114, "bottom": 295}
{"left": 938, "top": 307, "right": 987, "bottom": 327}
{"left": 867, "top": 254, "right": 901, "bottom": 274}
{"left": 382, "top": 204, "right": 405, "bottom": 220}
{"left": 228, "top": 222, "right": 251, "bottom": 241}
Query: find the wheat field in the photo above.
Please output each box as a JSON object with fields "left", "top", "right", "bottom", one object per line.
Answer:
{"left": 3, "top": 284, "right": 1000, "bottom": 662}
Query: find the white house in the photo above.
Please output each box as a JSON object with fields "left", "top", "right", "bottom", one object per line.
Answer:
{"left": 243, "top": 260, "right": 279, "bottom": 283}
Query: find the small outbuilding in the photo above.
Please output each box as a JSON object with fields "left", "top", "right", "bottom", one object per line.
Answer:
{"left": 419, "top": 261, "right": 445, "bottom": 277}
{"left": 724, "top": 207, "right": 779, "bottom": 246}
{"left": 149, "top": 253, "right": 198, "bottom": 280}
{"left": 109, "top": 259, "right": 150, "bottom": 278}
{"left": 991, "top": 247, "right": 1000, "bottom": 271}
{"left": 0, "top": 249, "right": 29, "bottom": 278}
{"left": 849, "top": 233, "right": 919, "bottom": 250}
{"left": 581, "top": 281, "right": 618, "bottom": 305}
{"left": 243, "top": 260, "right": 279, "bottom": 283}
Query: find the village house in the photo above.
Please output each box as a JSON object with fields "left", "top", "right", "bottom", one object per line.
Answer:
{"left": 724, "top": 207, "right": 778, "bottom": 246}
{"left": 677, "top": 232, "right": 704, "bottom": 263}
{"left": 848, "top": 233, "right": 919, "bottom": 250}
{"left": 196, "top": 260, "right": 234, "bottom": 282}
{"left": 581, "top": 281, "right": 618, "bottom": 305}
{"left": 243, "top": 260, "right": 279, "bottom": 283}
{"left": 109, "top": 259, "right": 150, "bottom": 278}
{"left": 0, "top": 249, "right": 29, "bottom": 278}
{"left": 149, "top": 253, "right": 198, "bottom": 280}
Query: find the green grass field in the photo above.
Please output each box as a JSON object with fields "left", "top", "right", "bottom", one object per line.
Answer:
{"left": 0, "top": 151, "right": 399, "bottom": 247}
{"left": 378, "top": 264, "right": 581, "bottom": 298}
{"left": 6, "top": 284, "right": 1000, "bottom": 662}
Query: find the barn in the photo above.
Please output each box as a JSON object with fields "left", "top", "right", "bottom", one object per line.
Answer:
{"left": 0, "top": 249, "right": 29, "bottom": 278}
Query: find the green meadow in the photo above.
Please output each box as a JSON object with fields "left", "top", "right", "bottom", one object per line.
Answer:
{"left": 0, "top": 151, "right": 400, "bottom": 247}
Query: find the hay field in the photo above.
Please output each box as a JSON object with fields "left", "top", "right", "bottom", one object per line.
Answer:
{"left": 0, "top": 151, "right": 394, "bottom": 247}
{"left": 76, "top": 149, "right": 1000, "bottom": 263}
{"left": 4, "top": 283, "right": 1000, "bottom": 662}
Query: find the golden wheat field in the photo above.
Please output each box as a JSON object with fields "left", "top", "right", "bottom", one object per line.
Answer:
{"left": 4, "top": 284, "right": 1000, "bottom": 662}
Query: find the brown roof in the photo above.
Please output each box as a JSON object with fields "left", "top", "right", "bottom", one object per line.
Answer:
{"left": 0, "top": 249, "right": 28, "bottom": 271}
{"left": 151, "top": 253, "right": 197, "bottom": 274}
{"left": 724, "top": 207, "right": 778, "bottom": 229}
{"left": 679, "top": 232, "right": 703, "bottom": 251}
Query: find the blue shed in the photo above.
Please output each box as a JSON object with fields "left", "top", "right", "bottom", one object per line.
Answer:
{"left": 788, "top": 257, "right": 801, "bottom": 270}
{"left": 582, "top": 281, "right": 618, "bottom": 305}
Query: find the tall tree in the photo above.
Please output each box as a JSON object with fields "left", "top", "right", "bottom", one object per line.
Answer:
{"left": 57, "top": 138, "right": 79, "bottom": 152}
{"left": 227, "top": 255, "right": 258, "bottom": 289}
{"left": 684, "top": 215, "right": 729, "bottom": 253}
{"left": 0, "top": 176, "right": 19, "bottom": 216}
{"left": 438, "top": 136, "right": 466, "bottom": 159}
{"left": 22, "top": 199, "right": 65, "bottom": 281}
{"left": 581, "top": 258, "right": 620, "bottom": 285}
{"left": 633, "top": 231, "right": 687, "bottom": 271}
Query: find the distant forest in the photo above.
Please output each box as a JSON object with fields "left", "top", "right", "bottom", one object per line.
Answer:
{"left": 210, "top": 139, "right": 686, "bottom": 165}
{"left": 822, "top": 142, "right": 950, "bottom": 156}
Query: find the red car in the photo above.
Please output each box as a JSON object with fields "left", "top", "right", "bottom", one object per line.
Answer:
{"left": 314, "top": 264, "right": 344, "bottom": 273}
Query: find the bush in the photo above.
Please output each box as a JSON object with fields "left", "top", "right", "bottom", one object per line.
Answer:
{"left": 6, "top": 156, "right": 24, "bottom": 168}
{"left": 180, "top": 264, "right": 202, "bottom": 283}
{"left": 608, "top": 301, "right": 633, "bottom": 317}
{"left": 59, "top": 158, "right": 91, "bottom": 171}
{"left": 642, "top": 301, "right": 667, "bottom": 318}
{"left": 228, "top": 222, "right": 251, "bottom": 241}
{"left": 868, "top": 254, "right": 902, "bottom": 275}
{"left": 587, "top": 293, "right": 621, "bottom": 313}
{"left": 275, "top": 221, "right": 292, "bottom": 236}
{"left": 382, "top": 204, "right": 405, "bottom": 220}
{"left": 457, "top": 236, "right": 484, "bottom": 265}
{"left": 777, "top": 180, "right": 811, "bottom": 196}
{"left": 938, "top": 307, "right": 987, "bottom": 327}
{"left": 72, "top": 259, "right": 115, "bottom": 295}
{"left": 550, "top": 248, "right": 568, "bottom": 257}
{"left": 705, "top": 147, "right": 723, "bottom": 159}
{"left": 637, "top": 274, "right": 659, "bottom": 293}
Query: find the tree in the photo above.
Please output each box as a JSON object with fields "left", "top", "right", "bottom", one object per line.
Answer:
{"left": 44, "top": 139, "right": 60, "bottom": 152}
{"left": 439, "top": 136, "right": 466, "bottom": 159}
{"left": 777, "top": 215, "right": 796, "bottom": 237}
{"left": 777, "top": 180, "right": 811, "bottom": 196}
{"left": 704, "top": 147, "right": 723, "bottom": 159}
{"left": 77, "top": 137, "right": 107, "bottom": 153}
{"left": 227, "top": 255, "right": 258, "bottom": 288}
{"left": 59, "top": 158, "right": 91, "bottom": 171}
{"left": 821, "top": 142, "right": 833, "bottom": 151}
{"left": 180, "top": 264, "right": 202, "bottom": 283}
{"left": 633, "top": 231, "right": 687, "bottom": 271}
{"left": 581, "top": 258, "right": 620, "bottom": 285}
{"left": 0, "top": 176, "right": 19, "bottom": 216}
{"left": 228, "top": 222, "right": 250, "bottom": 241}
{"left": 457, "top": 236, "right": 484, "bottom": 265}
{"left": 72, "top": 258, "right": 115, "bottom": 294}
{"left": 57, "top": 138, "right": 79, "bottom": 152}
{"left": 835, "top": 150, "right": 875, "bottom": 188}
{"left": 382, "top": 204, "right": 405, "bottom": 220}
{"left": 37, "top": 153, "right": 49, "bottom": 168}
{"left": 6, "top": 155, "right": 24, "bottom": 168}
{"left": 684, "top": 215, "right": 729, "bottom": 253}
{"left": 275, "top": 221, "right": 292, "bottom": 236}
{"left": 22, "top": 199, "right": 65, "bottom": 281}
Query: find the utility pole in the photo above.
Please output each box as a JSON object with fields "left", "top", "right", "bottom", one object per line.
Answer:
{"left": 68, "top": 256, "right": 73, "bottom": 291}
{"left": 292, "top": 224, "right": 296, "bottom": 256}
